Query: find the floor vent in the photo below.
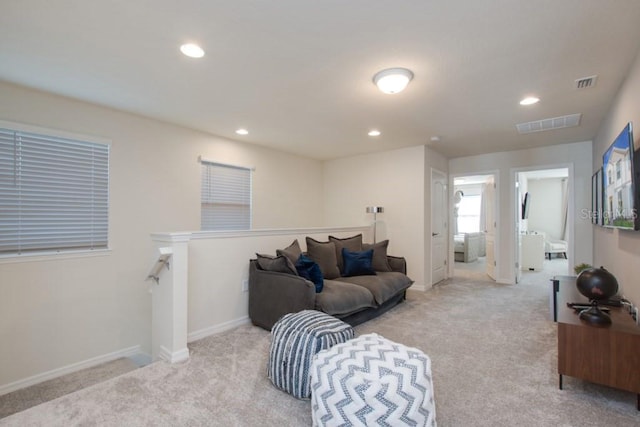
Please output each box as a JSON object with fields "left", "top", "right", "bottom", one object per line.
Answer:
{"left": 575, "top": 75, "right": 597, "bottom": 89}
{"left": 516, "top": 113, "right": 582, "bottom": 134}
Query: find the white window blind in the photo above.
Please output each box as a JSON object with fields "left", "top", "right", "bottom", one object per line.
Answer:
{"left": 201, "top": 161, "right": 252, "bottom": 231}
{"left": 0, "top": 127, "right": 109, "bottom": 256}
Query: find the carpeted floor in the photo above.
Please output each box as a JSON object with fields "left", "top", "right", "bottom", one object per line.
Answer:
{"left": 1, "top": 271, "right": 639, "bottom": 426}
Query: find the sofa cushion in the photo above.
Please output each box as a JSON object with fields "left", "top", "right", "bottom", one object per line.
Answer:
{"left": 276, "top": 239, "right": 302, "bottom": 264}
{"left": 306, "top": 237, "right": 341, "bottom": 279}
{"left": 256, "top": 253, "right": 298, "bottom": 275}
{"left": 338, "top": 272, "right": 413, "bottom": 305}
{"left": 295, "top": 254, "right": 324, "bottom": 293}
{"left": 315, "top": 280, "right": 376, "bottom": 317}
{"left": 329, "top": 234, "right": 363, "bottom": 273}
{"left": 342, "top": 248, "right": 376, "bottom": 277}
{"left": 362, "top": 240, "right": 392, "bottom": 272}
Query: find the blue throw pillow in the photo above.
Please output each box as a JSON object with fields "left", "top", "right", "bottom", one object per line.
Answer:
{"left": 295, "top": 254, "right": 324, "bottom": 293}
{"left": 342, "top": 248, "right": 376, "bottom": 277}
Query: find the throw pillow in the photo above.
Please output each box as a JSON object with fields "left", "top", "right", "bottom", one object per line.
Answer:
{"left": 276, "top": 239, "right": 302, "bottom": 265}
{"left": 329, "top": 234, "right": 363, "bottom": 274}
{"left": 295, "top": 254, "right": 324, "bottom": 293}
{"left": 305, "top": 237, "right": 341, "bottom": 279}
{"left": 342, "top": 248, "right": 376, "bottom": 277}
{"left": 362, "top": 240, "right": 393, "bottom": 272}
{"left": 255, "top": 253, "right": 298, "bottom": 275}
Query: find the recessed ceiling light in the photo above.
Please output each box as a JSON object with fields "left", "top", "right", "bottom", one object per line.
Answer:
{"left": 368, "top": 130, "right": 381, "bottom": 137}
{"left": 519, "top": 96, "right": 540, "bottom": 106}
{"left": 373, "top": 68, "right": 413, "bottom": 94}
{"left": 180, "top": 43, "right": 205, "bottom": 58}
{"left": 235, "top": 128, "right": 249, "bottom": 135}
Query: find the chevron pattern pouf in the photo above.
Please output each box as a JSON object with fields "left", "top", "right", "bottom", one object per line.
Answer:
{"left": 268, "top": 310, "right": 354, "bottom": 399}
{"left": 310, "top": 333, "right": 436, "bottom": 427}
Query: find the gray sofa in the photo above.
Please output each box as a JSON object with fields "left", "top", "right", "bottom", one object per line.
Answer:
{"left": 248, "top": 235, "right": 413, "bottom": 331}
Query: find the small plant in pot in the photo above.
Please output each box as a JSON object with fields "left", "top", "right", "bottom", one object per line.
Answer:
{"left": 573, "top": 263, "right": 592, "bottom": 275}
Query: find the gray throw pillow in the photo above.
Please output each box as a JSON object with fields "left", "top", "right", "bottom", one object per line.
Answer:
{"left": 305, "top": 237, "right": 341, "bottom": 279}
{"left": 256, "top": 253, "right": 298, "bottom": 275}
{"left": 276, "top": 239, "right": 302, "bottom": 265}
{"left": 362, "top": 240, "right": 393, "bottom": 272}
{"left": 329, "top": 234, "right": 363, "bottom": 274}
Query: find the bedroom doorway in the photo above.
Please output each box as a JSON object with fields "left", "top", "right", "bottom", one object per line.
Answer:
{"left": 515, "top": 167, "right": 570, "bottom": 283}
{"left": 452, "top": 173, "right": 497, "bottom": 281}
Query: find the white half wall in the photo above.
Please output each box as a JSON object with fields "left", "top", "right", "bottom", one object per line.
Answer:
{"left": 0, "top": 82, "right": 324, "bottom": 390}
{"left": 184, "top": 226, "right": 371, "bottom": 341}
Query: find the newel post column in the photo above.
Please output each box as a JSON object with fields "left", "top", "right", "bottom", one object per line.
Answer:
{"left": 149, "top": 232, "right": 191, "bottom": 363}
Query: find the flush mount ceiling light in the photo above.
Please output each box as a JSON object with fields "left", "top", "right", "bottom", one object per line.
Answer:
{"left": 368, "top": 130, "right": 381, "bottom": 137}
{"left": 373, "top": 68, "right": 413, "bottom": 94}
{"left": 519, "top": 96, "right": 540, "bottom": 106}
{"left": 180, "top": 43, "right": 205, "bottom": 58}
{"left": 235, "top": 128, "right": 249, "bottom": 135}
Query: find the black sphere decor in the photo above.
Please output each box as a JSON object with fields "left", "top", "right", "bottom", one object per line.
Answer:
{"left": 575, "top": 266, "right": 619, "bottom": 326}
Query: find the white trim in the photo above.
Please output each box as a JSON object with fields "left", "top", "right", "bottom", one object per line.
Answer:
{"left": 0, "top": 249, "right": 112, "bottom": 265}
{"left": 158, "top": 346, "right": 190, "bottom": 364}
{"left": 197, "top": 155, "right": 255, "bottom": 171}
{"left": 188, "top": 316, "right": 251, "bottom": 343}
{"left": 0, "top": 345, "right": 141, "bottom": 396}
{"left": 0, "top": 119, "right": 112, "bottom": 147}
{"left": 150, "top": 225, "right": 370, "bottom": 242}
{"left": 408, "top": 283, "right": 427, "bottom": 292}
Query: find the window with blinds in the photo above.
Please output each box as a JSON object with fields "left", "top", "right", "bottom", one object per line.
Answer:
{"left": 201, "top": 161, "right": 252, "bottom": 231}
{"left": 0, "top": 127, "right": 109, "bottom": 256}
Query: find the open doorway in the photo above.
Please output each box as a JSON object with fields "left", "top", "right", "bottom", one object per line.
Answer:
{"left": 452, "top": 174, "right": 497, "bottom": 281}
{"left": 516, "top": 168, "right": 570, "bottom": 283}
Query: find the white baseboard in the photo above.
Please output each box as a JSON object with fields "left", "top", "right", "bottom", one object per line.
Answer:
{"left": 0, "top": 345, "right": 142, "bottom": 396}
{"left": 187, "top": 316, "right": 251, "bottom": 343}
{"left": 158, "top": 346, "right": 190, "bottom": 364}
{"left": 409, "top": 283, "right": 427, "bottom": 292}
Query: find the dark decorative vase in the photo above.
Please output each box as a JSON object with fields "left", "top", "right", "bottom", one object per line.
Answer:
{"left": 575, "top": 267, "right": 619, "bottom": 326}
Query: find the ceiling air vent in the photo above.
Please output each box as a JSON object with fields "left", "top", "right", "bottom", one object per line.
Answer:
{"left": 516, "top": 113, "right": 582, "bottom": 134}
{"left": 575, "top": 75, "right": 597, "bottom": 89}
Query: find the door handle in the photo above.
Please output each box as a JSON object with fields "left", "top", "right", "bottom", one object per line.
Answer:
{"left": 432, "top": 233, "right": 438, "bottom": 236}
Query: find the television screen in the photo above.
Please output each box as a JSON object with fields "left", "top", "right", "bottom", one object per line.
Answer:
{"left": 602, "top": 122, "right": 636, "bottom": 229}
{"left": 521, "top": 192, "right": 530, "bottom": 220}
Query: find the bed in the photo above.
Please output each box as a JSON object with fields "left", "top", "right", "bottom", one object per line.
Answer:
{"left": 454, "top": 232, "right": 485, "bottom": 263}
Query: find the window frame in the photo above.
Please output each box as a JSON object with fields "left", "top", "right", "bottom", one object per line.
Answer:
{"left": 0, "top": 120, "right": 111, "bottom": 261}
{"left": 199, "top": 157, "right": 253, "bottom": 231}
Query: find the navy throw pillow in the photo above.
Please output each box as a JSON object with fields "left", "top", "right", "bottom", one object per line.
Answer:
{"left": 295, "top": 254, "right": 324, "bottom": 293}
{"left": 342, "top": 248, "right": 376, "bottom": 277}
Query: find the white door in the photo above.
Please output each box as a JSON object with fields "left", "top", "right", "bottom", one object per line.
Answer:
{"left": 431, "top": 169, "right": 447, "bottom": 285}
{"left": 484, "top": 176, "right": 496, "bottom": 280}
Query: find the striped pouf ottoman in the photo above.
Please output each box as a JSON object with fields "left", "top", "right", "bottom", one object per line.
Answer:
{"left": 268, "top": 310, "right": 354, "bottom": 399}
{"left": 310, "top": 333, "right": 436, "bottom": 426}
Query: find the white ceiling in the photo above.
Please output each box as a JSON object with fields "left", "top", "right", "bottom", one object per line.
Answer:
{"left": 2, "top": 1, "right": 640, "bottom": 160}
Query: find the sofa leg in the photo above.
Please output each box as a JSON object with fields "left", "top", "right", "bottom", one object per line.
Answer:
{"left": 563, "top": 252, "right": 567, "bottom": 259}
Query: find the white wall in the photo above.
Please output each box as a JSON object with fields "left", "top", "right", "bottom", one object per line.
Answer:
{"left": 449, "top": 141, "right": 592, "bottom": 283}
{"left": 527, "top": 178, "right": 565, "bottom": 239}
{"left": 593, "top": 49, "right": 640, "bottom": 306}
{"left": 323, "top": 146, "right": 425, "bottom": 286}
{"left": 0, "top": 82, "right": 325, "bottom": 391}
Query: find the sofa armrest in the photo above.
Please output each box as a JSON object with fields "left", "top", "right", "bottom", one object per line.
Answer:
{"left": 387, "top": 255, "right": 407, "bottom": 275}
{"left": 248, "top": 260, "right": 315, "bottom": 330}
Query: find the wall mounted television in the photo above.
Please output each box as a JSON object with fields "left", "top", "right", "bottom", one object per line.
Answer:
{"left": 601, "top": 122, "right": 639, "bottom": 230}
{"left": 521, "top": 192, "right": 530, "bottom": 220}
